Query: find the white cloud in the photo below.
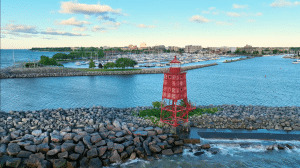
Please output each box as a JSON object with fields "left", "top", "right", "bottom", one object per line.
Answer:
{"left": 40, "top": 29, "right": 88, "bottom": 36}
{"left": 72, "top": 27, "right": 88, "bottom": 31}
{"left": 59, "top": 1, "right": 123, "bottom": 15}
{"left": 256, "top": 12, "right": 263, "bottom": 16}
{"left": 92, "top": 25, "right": 106, "bottom": 32}
{"left": 227, "top": 12, "right": 263, "bottom": 17}
{"left": 59, "top": 17, "right": 91, "bottom": 27}
{"left": 97, "top": 15, "right": 116, "bottom": 22}
{"left": 212, "top": 12, "right": 219, "bottom": 15}
{"left": 270, "top": 0, "right": 300, "bottom": 7}
{"left": 103, "top": 21, "right": 121, "bottom": 27}
{"left": 100, "top": 30, "right": 107, "bottom": 33}
{"left": 209, "top": 7, "right": 216, "bottom": 10}
{"left": 247, "top": 19, "right": 256, "bottom": 22}
{"left": 189, "top": 15, "right": 211, "bottom": 23}
{"left": 227, "top": 12, "right": 241, "bottom": 17}
{"left": 84, "top": 15, "right": 90, "bottom": 19}
{"left": 202, "top": 11, "right": 210, "bottom": 14}
{"left": 216, "top": 21, "right": 234, "bottom": 25}
{"left": 4, "top": 24, "right": 39, "bottom": 34}
{"left": 138, "top": 24, "right": 155, "bottom": 28}
{"left": 233, "top": 4, "right": 249, "bottom": 9}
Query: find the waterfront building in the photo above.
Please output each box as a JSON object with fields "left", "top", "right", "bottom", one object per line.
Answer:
{"left": 184, "top": 45, "right": 202, "bottom": 53}
{"left": 231, "top": 47, "right": 237, "bottom": 53}
{"left": 153, "top": 45, "right": 165, "bottom": 51}
{"left": 168, "top": 46, "right": 179, "bottom": 52}
{"left": 140, "top": 42, "right": 147, "bottom": 49}
{"left": 128, "top": 44, "right": 137, "bottom": 50}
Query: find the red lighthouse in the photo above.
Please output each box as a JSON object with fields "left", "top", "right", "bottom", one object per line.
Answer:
{"left": 160, "top": 56, "right": 196, "bottom": 127}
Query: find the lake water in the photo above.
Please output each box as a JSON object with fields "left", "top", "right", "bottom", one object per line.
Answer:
{"left": 1, "top": 51, "right": 299, "bottom": 112}
{"left": 1, "top": 50, "right": 300, "bottom": 167}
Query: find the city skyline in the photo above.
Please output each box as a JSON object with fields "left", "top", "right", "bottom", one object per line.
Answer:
{"left": 1, "top": 0, "right": 300, "bottom": 49}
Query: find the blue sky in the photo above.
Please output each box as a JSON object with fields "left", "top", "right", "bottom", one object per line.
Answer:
{"left": 1, "top": 0, "right": 300, "bottom": 49}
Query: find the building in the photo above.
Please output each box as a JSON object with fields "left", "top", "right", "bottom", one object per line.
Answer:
{"left": 168, "top": 46, "right": 179, "bottom": 52}
{"left": 128, "top": 44, "right": 137, "bottom": 50}
{"left": 140, "top": 42, "right": 147, "bottom": 49}
{"left": 184, "top": 45, "right": 202, "bottom": 53}
{"left": 153, "top": 45, "right": 165, "bottom": 51}
{"left": 230, "top": 47, "right": 237, "bottom": 53}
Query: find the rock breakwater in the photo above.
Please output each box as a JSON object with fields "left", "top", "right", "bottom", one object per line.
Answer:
{"left": 191, "top": 105, "right": 300, "bottom": 131}
{"left": 0, "top": 106, "right": 189, "bottom": 167}
{"left": 0, "top": 63, "right": 217, "bottom": 79}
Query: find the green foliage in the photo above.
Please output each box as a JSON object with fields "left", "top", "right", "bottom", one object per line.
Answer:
{"left": 152, "top": 101, "right": 163, "bottom": 109}
{"left": 39, "top": 56, "right": 63, "bottom": 66}
{"left": 234, "top": 49, "right": 240, "bottom": 54}
{"left": 241, "top": 50, "right": 247, "bottom": 54}
{"left": 115, "top": 58, "right": 137, "bottom": 69}
{"left": 89, "top": 59, "right": 96, "bottom": 68}
{"left": 25, "top": 62, "right": 40, "bottom": 68}
{"left": 103, "top": 62, "right": 116, "bottom": 69}
{"left": 273, "top": 49, "right": 279, "bottom": 54}
{"left": 31, "top": 47, "right": 72, "bottom": 51}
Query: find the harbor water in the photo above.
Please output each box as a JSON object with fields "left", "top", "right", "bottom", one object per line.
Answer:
{"left": 1, "top": 49, "right": 300, "bottom": 167}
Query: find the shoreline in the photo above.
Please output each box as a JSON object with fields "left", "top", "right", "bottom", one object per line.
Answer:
{"left": 0, "top": 63, "right": 217, "bottom": 79}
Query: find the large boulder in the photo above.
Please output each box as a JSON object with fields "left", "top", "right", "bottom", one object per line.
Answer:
{"left": 110, "top": 150, "right": 121, "bottom": 163}
{"left": 7, "top": 143, "right": 21, "bottom": 156}
{"left": 89, "top": 158, "right": 102, "bottom": 168}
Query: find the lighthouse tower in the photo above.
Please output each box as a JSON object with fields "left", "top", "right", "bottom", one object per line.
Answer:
{"left": 160, "top": 56, "right": 196, "bottom": 127}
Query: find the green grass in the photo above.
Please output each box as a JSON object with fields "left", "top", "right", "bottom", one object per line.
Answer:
{"left": 135, "top": 106, "right": 221, "bottom": 126}
{"left": 77, "top": 68, "right": 142, "bottom": 72}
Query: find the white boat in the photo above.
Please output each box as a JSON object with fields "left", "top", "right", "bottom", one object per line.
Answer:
{"left": 75, "top": 62, "right": 81, "bottom": 66}
{"left": 292, "top": 61, "right": 299, "bottom": 64}
{"left": 134, "top": 65, "right": 139, "bottom": 68}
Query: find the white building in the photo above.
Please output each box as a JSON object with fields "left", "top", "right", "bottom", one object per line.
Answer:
{"left": 184, "top": 45, "right": 202, "bottom": 53}
{"left": 140, "top": 42, "right": 147, "bottom": 49}
{"left": 231, "top": 47, "right": 237, "bottom": 53}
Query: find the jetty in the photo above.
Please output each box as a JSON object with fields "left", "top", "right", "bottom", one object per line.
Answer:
{"left": 0, "top": 63, "right": 217, "bottom": 79}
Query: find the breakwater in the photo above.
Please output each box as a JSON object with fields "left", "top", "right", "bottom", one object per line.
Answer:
{"left": 1, "top": 105, "right": 300, "bottom": 167}
{"left": 223, "top": 56, "right": 254, "bottom": 63}
{"left": 0, "top": 63, "right": 217, "bottom": 79}
{"left": 0, "top": 106, "right": 194, "bottom": 167}
{"left": 191, "top": 104, "right": 300, "bottom": 131}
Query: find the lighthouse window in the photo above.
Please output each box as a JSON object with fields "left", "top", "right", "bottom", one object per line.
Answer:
{"left": 169, "top": 76, "right": 171, "bottom": 78}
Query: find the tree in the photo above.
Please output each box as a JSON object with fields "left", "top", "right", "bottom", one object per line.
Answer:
{"left": 115, "top": 58, "right": 137, "bottom": 69}
{"left": 104, "top": 62, "right": 115, "bottom": 69}
{"left": 89, "top": 59, "right": 96, "bottom": 68}
{"left": 98, "top": 63, "right": 103, "bottom": 69}
{"left": 241, "top": 50, "right": 247, "bottom": 54}
{"left": 97, "top": 49, "right": 105, "bottom": 58}
{"left": 39, "top": 56, "right": 63, "bottom": 66}
{"left": 234, "top": 49, "right": 240, "bottom": 54}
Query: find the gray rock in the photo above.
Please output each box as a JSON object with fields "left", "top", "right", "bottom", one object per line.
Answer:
{"left": 46, "top": 146, "right": 61, "bottom": 156}
{"left": 75, "top": 145, "right": 85, "bottom": 154}
{"left": 149, "top": 145, "right": 162, "bottom": 153}
{"left": 89, "top": 157, "right": 102, "bottom": 168}
{"left": 173, "top": 146, "right": 183, "bottom": 154}
{"left": 32, "top": 130, "right": 42, "bottom": 137}
{"left": 63, "top": 133, "right": 75, "bottom": 141}
{"left": 113, "top": 120, "right": 121, "bottom": 129}
{"left": 95, "top": 140, "right": 106, "bottom": 147}
{"left": 110, "top": 150, "right": 121, "bottom": 163}
{"left": 0, "top": 144, "right": 7, "bottom": 155}
{"left": 91, "top": 134, "right": 102, "bottom": 144}
{"left": 1, "top": 136, "right": 11, "bottom": 144}
{"left": 53, "top": 159, "right": 67, "bottom": 168}
{"left": 37, "top": 143, "right": 50, "bottom": 153}
{"left": 162, "top": 149, "right": 174, "bottom": 155}
{"left": 7, "top": 143, "right": 21, "bottom": 156}
{"left": 6, "top": 158, "right": 21, "bottom": 168}
{"left": 17, "top": 150, "right": 32, "bottom": 158}
{"left": 98, "top": 146, "right": 107, "bottom": 157}
{"left": 114, "top": 144, "right": 125, "bottom": 153}
{"left": 33, "top": 137, "right": 44, "bottom": 145}
{"left": 133, "top": 131, "right": 148, "bottom": 136}
{"left": 58, "top": 151, "right": 68, "bottom": 159}
{"left": 69, "top": 153, "right": 80, "bottom": 161}
{"left": 25, "top": 145, "right": 37, "bottom": 153}
{"left": 116, "top": 131, "right": 125, "bottom": 137}
{"left": 84, "top": 126, "right": 94, "bottom": 133}
{"left": 87, "top": 148, "right": 98, "bottom": 158}
{"left": 61, "top": 143, "right": 75, "bottom": 152}
{"left": 80, "top": 157, "right": 89, "bottom": 167}
{"left": 129, "top": 152, "right": 136, "bottom": 160}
